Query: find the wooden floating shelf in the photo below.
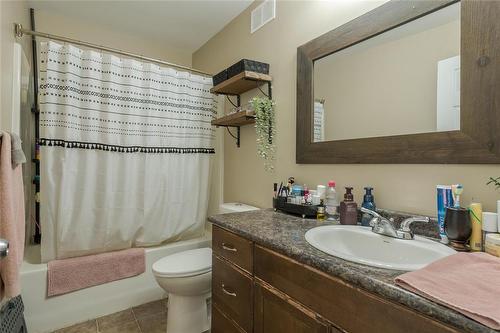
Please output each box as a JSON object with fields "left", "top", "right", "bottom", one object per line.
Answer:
{"left": 211, "top": 110, "right": 255, "bottom": 127}
{"left": 210, "top": 71, "right": 272, "bottom": 95}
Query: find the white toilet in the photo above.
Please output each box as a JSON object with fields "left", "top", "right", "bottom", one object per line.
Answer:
{"left": 152, "top": 203, "right": 259, "bottom": 333}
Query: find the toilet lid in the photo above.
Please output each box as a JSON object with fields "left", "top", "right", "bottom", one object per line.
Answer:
{"left": 153, "top": 247, "right": 212, "bottom": 278}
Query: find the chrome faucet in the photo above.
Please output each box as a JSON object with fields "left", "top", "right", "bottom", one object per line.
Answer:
{"left": 360, "top": 207, "right": 430, "bottom": 240}
{"left": 398, "top": 216, "right": 431, "bottom": 240}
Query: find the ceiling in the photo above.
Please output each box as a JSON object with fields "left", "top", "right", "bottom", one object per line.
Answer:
{"left": 27, "top": 0, "right": 252, "bottom": 54}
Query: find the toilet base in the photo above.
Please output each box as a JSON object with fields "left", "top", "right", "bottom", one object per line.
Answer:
{"left": 167, "top": 292, "right": 210, "bottom": 333}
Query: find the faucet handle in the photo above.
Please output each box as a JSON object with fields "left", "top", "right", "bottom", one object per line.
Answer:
{"left": 360, "top": 207, "right": 381, "bottom": 218}
{"left": 400, "top": 216, "right": 430, "bottom": 232}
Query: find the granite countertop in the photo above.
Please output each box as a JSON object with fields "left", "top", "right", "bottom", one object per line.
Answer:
{"left": 208, "top": 209, "right": 496, "bottom": 333}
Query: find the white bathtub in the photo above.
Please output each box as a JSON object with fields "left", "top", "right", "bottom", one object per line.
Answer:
{"left": 20, "top": 235, "right": 211, "bottom": 333}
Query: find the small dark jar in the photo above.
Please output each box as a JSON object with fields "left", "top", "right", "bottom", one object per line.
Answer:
{"left": 444, "top": 207, "right": 472, "bottom": 251}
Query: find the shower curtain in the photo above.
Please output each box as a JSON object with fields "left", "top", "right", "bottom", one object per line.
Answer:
{"left": 38, "top": 41, "right": 216, "bottom": 262}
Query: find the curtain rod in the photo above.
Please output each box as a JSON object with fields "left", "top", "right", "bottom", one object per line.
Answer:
{"left": 14, "top": 23, "right": 213, "bottom": 77}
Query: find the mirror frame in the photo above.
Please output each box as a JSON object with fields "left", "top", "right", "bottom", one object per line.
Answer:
{"left": 297, "top": 0, "right": 500, "bottom": 164}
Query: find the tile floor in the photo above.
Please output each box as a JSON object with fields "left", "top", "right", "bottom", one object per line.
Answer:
{"left": 53, "top": 299, "right": 168, "bottom": 333}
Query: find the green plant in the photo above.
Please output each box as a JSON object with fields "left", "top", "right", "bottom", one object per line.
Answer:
{"left": 251, "top": 96, "right": 276, "bottom": 172}
{"left": 487, "top": 176, "right": 500, "bottom": 190}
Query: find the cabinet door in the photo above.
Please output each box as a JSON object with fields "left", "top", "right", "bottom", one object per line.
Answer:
{"left": 254, "top": 282, "right": 329, "bottom": 333}
{"left": 212, "top": 303, "right": 245, "bottom": 333}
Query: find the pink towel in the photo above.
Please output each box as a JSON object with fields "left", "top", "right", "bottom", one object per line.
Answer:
{"left": 47, "top": 248, "right": 145, "bottom": 296}
{"left": 0, "top": 132, "right": 25, "bottom": 301}
{"left": 395, "top": 252, "right": 500, "bottom": 330}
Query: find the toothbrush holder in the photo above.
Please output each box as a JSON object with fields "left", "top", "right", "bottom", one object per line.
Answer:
{"left": 444, "top": 207, "right": 472, "bottom": 251}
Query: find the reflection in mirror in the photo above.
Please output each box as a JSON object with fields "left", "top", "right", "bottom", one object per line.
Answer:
{"left": 313, "top": 2, "right": 460, "bottom": 142}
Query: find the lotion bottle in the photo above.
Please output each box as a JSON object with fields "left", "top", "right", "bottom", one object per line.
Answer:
{"left": 361, "top": 187, "right": 376, "bottom": 226}
{"left": 340, "top": 187, "right": 358, "bottom": 225}
{"left": 469, "top": 202, "right": 483, "bottom": 251}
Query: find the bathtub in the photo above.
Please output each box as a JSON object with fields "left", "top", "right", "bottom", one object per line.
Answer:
{"left": 20, "top": 235, "right": 211, "bottom": 333}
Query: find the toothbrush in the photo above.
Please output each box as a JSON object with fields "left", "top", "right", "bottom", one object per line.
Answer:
{"left": 451, "top": 184, "right": 463, "bottom": 208}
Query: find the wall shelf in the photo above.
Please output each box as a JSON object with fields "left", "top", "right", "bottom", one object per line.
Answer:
{"left": 211, "top": 110, "right": 255, "bottom": 127}
{"left": 212, "top": 110, "right": 255, "bottom": 147}
{"left": 211, "top": 71, "right": 272, "bottom": 96}
{"left": 211, "top": 70, "right": 272, "bottom": 148}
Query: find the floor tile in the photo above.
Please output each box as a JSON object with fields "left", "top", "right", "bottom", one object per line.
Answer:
{"left": 54, "top": 320, "right": 97, "bottom": 333}
{"left": 132, "top": 299, "right": 166, "bottom": 320}
{"left": 96, "top": 309, "right": 135, "bottom": 330}
{"left": 98, "top": 320, "right": 141, "bottom": 333}
{"left": 137, "top": 312, "right": 167, "bottom": 333}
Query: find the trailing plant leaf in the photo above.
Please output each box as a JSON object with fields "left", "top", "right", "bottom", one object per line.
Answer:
{"left": 251, "top": 96, "right": 276, "bottom": 172}
{"left": 487, "top": 176, "right": 500, "bottom": 191}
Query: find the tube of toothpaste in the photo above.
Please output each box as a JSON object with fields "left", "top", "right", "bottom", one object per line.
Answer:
{"left": 437, "top": 185, "right": 454, "bottom": 244}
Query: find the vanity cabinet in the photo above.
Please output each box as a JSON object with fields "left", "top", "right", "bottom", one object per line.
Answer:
{"left": 211, "top": 225, "right": 461, "bottom": 333}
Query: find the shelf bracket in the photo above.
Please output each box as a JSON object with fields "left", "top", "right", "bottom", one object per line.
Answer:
{"left": 236, "top": 126, "right": 241, "bottom": 147}
{"left": 257, "top": 81, "right": 272, "bottom": 99}
{"left": 226, "top": 95, "right": 239, "bottom": 108}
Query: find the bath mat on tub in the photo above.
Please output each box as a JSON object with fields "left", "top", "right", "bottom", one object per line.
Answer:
{"left": 47, "top": 248, "right": 145, "bottom": 296}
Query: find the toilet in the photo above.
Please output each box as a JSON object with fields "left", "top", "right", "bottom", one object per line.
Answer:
{"left": 152, "top": 203, "right": 259, "bottom": 333}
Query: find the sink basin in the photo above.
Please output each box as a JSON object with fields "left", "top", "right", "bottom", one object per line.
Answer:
{"left": 305, "top": 225, "right": 456, "bottom": 271}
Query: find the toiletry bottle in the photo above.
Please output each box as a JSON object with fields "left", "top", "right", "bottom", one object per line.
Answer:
{"left": 361, "top": 187, "right": 376, "bottom": 226}
{"left": 437, "top": 185, "right": 454, "bottom": 244}
{"left": 317, "top": 200, "right": 326, "bottom": 221}
{"left": 325, "top": 181, "right": 339, "bottom": 221}
{"left": 482, "top": 212, "right": 498, "bottom": 252}
{"left": 485, "top": 233, "right": 500, "bottom": 257}
{"left": 303, "top": 185, "right": 310, "bottom": 205}
{"left": 317, "top": 185, "right": 326, "bottom": 201}
{"left": 469, "top": 202, "right": 482, "bottom": 252}
{"left": 340, "top": 187, "right": 358, "bottom": 225}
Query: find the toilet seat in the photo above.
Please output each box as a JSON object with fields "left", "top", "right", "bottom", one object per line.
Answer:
{"left": 153, "top": 247, "right": 212, "bottom": 278}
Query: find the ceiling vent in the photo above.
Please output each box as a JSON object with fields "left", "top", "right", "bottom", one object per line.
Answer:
{"left": 251, "top": 0, "right": 276, "bottom": 34}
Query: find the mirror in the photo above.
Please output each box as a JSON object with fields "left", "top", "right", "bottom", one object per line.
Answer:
{"left": 297, "top": 0, "right": 500, "bottom": 164}
{"left": 313, "top": 3, "right": 460, "bottom": 142}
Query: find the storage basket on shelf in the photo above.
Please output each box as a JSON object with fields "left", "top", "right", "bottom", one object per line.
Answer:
{"left": 212, "top": 69, "right": 228, "bottom": 86}
{"left": 227, "top": 59, "right": 269, "bottom": 78}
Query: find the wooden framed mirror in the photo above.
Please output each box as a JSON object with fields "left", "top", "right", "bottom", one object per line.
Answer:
{"left": 296, "top": 0, "right": 500, "bottom": 164}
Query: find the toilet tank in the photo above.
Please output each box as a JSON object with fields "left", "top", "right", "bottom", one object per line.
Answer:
{"left": 218, "top": 203, "right": 260, "bottom": 214}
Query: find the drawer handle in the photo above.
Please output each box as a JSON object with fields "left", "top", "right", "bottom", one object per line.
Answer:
{"left": 221, "top": 283, "right": 237, "bottom": 297}
{"left": 221, "top": 243, "right": 237, "bottom": 252}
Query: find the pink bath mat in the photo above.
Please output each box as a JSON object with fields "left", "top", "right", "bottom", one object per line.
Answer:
{"left": 47, "top": 248, "right": 145, "bottom": 297}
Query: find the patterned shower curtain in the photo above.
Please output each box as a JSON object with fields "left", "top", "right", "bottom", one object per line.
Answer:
{"left": 38, "top": 41, "right": 216, "bottom": 262}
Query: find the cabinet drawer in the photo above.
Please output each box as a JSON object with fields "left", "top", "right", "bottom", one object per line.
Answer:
{"left": 213, "top": 225, "right": 253, "bottom": 273}
{"left": 254, "top": 245, "right": 459, "bottom": 333}
{"left": 212, "top": 303, "right": 245, "bottom": 333}
{"left": 212, "top": 254, "right": 253, "bottom": 333}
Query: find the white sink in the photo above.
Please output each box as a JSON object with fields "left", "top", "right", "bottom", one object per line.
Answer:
{"left": 305, "top": 225, "right": 456, "bottom": 271}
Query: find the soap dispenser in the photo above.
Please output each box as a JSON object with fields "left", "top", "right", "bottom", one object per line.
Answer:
{"left": 340, "top": 187, "right": 358, "bottom": 225}
{"left": 361, "top": 187, "right": 376, "bottom": 226}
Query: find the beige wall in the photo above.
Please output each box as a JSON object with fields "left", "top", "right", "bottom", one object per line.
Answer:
{"left": 193, "top": 0, "right": 500, "bottom": 216}
{"left": 1, "top": 0, "right": 32, "bottom": 132}
{"left": 34, "top": 9, "right": 192, "bottom": 67}
{"left": 315, "top": 19, "right": 459, "bottom": 140}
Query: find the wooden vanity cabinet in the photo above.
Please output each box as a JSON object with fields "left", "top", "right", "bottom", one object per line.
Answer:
{"left": 211, "top": 225, "right": 461, "bottom": 333}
